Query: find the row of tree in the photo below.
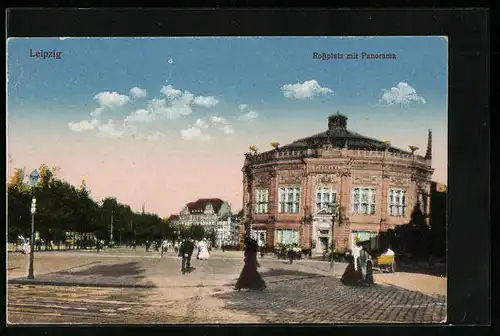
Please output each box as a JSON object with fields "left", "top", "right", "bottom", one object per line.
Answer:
{"left": 7, "top": 164, "right": 216, "bottom": 248}
{"left": 373, "top": 203, "right": 446, "bottom": 260}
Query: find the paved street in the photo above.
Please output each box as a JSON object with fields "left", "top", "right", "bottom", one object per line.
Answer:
{"left": 7, "top": 250, "right": 446, "bottom": 324}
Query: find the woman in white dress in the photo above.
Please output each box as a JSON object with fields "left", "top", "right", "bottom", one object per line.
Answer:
{"left": 197, "top": 238, "right": 210, "bottom": 260}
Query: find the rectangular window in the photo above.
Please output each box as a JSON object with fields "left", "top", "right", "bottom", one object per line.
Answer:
{"left": 275, "top": 229, "right": 299, "bottom": 245}
{"left": 315, "top": 187, "right": 337, "bottom": 211}
{"left": 352, "top": 187, "right": 376, "bottom": 215}
{"left": 255, "top": 188, "right": 269, "bottom": 214}
{"left": 389, "top": 188, "right": 407, "bottom": 216}
{"left": 278, "top": 187, "right": 301, "bottom": 213}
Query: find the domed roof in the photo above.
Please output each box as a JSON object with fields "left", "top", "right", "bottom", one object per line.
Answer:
{"left": 279, "top": 113, "right": 410, "bottom": 155}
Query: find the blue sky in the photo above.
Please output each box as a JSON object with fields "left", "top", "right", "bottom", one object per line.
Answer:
{"left": 7, "top": 36, "right": 448, "bottom": 216}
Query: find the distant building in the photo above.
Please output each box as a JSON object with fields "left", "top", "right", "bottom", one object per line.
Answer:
{"left": 240, "top": 113, "right": 435, "bottom": 253}
{"left": 177, "top": 198, "right": 239, "bottom": 246}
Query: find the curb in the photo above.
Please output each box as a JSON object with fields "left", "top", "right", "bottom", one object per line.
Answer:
{"left": 8, "top": 279, "right": 156, "bottom": 289}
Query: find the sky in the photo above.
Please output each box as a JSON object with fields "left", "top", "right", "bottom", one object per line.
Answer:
{"left": 7, "top": 36, "right": 448, "bottom": 217}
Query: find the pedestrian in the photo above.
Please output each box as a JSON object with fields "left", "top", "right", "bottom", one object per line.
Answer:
{"left": 178, "top": 238, "right": 195, "bottom": 274}
{"left": 358, "top": 242, "right": 370, "bottom": 284}
{"left": 257, "top": 239, "right": 264, "bottom": 258}
{"left": 260, "top": 243, "right": 266, "bottom": 259}
{"left": 341, "top": 250, "right": 363, "bottom": 286}
{"left": 234, "top": 236, "right": 266, "bottom": 291}
{"left": 22, "top": 238, "right": 30, "bottom": 255}
{"left": 145, "top": 240, "right": 150, "bottom": 252}
{"left": 364, "top": 258, "right": 375, "bottom": 286}
{"left": 23, "top": 238, "right": 31, "bottom": 270}
{"left": 197, "top": 238, "right": 210, "bottom": 260}
{"left": 288, "top": 244, "right": 296, "bottom": 264}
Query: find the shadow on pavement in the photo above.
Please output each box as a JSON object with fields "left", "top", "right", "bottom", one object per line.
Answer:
{"left": 57, "top": 261, "right": 102, "bottom": 273}
{"left": 8, "top": 261, "right": 156, "bottom": 289}
{"left": 56, "top": 261, "right": 145, "bottom": 278}
{"left": 215, "top": 268, "right": 447, "bottom": 324}
{"left": 259, "top": 268, "right": 327, "bottom": 283}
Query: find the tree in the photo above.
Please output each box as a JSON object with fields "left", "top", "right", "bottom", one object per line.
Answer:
{"left": 7, "top": 164, "right": 171, "bottom": 249}
{"left": 9, "top": 168, "right": 25, "bottom": 187}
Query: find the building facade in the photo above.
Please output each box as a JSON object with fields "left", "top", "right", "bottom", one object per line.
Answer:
{"left": 176, "top": 198, "right": 239, "bottom": 246}
{"left": 240, "top": 113, "right": 434, "bottom": 253}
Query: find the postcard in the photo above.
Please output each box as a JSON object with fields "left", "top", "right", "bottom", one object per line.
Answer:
{"left": 6, "top": 36, "right": 447, "bottom": 324}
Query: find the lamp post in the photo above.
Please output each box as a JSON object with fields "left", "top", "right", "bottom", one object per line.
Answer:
{"left": 109, "top": 208, "right": 114, "bottom": 248}
{"left": 329, "top": 202, "right": 338, "bottom": 271}
{"left": 27, "top": 169, "right": 39, "bottom": 280}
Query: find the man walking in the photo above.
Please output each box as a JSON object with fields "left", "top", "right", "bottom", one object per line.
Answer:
{"left": 178, "top": 238, "right": 195, "bottom": 274}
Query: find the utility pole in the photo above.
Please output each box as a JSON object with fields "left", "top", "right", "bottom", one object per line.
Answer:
{"left": 330, "top": 203, "right": 336, "bottom": 271}
{"left": 110, "top": 209, "right": 114, "bottom": 247}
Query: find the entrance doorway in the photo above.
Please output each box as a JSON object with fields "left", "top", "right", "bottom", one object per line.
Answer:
{"left": 319, "top": 237, "right": 329, "bottom": 253}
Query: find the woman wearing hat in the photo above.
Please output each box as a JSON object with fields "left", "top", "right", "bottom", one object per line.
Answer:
{"left": 234, "top": 236, "right": 266, "bottom": 291}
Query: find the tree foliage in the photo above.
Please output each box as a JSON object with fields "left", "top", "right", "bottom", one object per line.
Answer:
{"left": 7, "top": 164, "right": 174, "bottom": 246}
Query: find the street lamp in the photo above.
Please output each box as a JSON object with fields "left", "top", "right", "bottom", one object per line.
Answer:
{"left": 27, "top": 169, "right": 39, "bottom": 280}
{"left": 328, "top": 202, "right": 339, "bottom": 271}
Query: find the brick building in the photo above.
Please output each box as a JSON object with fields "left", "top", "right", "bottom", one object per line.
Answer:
{"left": 240, "top": 113, "right": 434, "bottom": 253}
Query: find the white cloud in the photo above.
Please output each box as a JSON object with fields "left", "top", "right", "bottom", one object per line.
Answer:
{"left": 220, "top": 124, "right": 235, "bottom": 135}
{"left": 90, "top": 107, "right": 104, "bottom": 117}
{"left": 122, "top": 123, "right": 138, "bottom": 136}
{"left": 147, "top": 95, "right": 194, "bottom": 120}
{"left": 210, "top": 116, "right": 229, "bottom": 125}
{"left": 193, "top": 96, "right": 219, "bottom": 108}
{"left": 180, "top": 127, "right": 211, "bottom": 141}
{"left": 160, "top": 84, "right": 182, "bottom": 100}
{"left": 97, "top": 120, "right": 137, "bottom": 138}
{"left": 68, "top": 119, "right": 99, "bottom": 132}
{"left": 238, "top": 110, "right": 259, "bottom": 121}
{"left": 379, "top": 82, "right": 426, "bottom": 105}
{"left": 97, "top": 120, "right": 124, "bottom": 138}
{"left": 148, "top": 98, "right": 168, "bottom": 114}
{"left": 208, "top": 116, "right": 235, "bottom": 135}
{"left": 194, "top": 118, "right": 209, "bottom": 129}
{"left": 124, "top": 109, "right": 153, "bottom": 123}
{"left": 175, "top": 91, "right": 195, "bottom": 106}
{"left": 94, "top": 91, "right": 130, "bottom": 108}
{"left": 239, "top": 104, "right": 248, "bottom": 112}
{"left": 281, "top": 80, "right": 333, "bottom": 99}
{"left": 130, "top": 87, "right": 147, "bottom": 99}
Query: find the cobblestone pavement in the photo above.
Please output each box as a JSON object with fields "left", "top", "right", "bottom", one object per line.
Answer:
{"left": 7, "top": 252, "right": 446, "bottom": 324}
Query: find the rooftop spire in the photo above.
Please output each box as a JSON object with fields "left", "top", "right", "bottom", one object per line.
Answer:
{"left": 425, "top": 129, "right": 432, "bottom": 160}
{"left": 328, "top": 112, "right": 348, "bottom": 130}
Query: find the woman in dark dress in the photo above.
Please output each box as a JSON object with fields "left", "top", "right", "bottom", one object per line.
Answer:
{"left": 234, "top": 237, "right": 267, "bottom": 291}
{"left": 364, "top": 259, "right": 375, "bottom": 286}
{"left": 341, "top": 251, "right": 363, "bottom": 286}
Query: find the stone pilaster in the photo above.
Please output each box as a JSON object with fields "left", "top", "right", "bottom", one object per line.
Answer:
{"left": 268, "top": 170, "right": 278, "bottom": 215}
{"left": 408, "top": 175, "right": 418, "bottom": 218}
{"left": 334, "top": 171, "right": 352, "bottom": 253}
{"left": 380, "top": 174, "right": 390, "bottom": 232}
{"left": 267, "top": 226, "right": 275, "bottom": 247}
{"left": 425, "top": 182, "right": 432, "bottom": 226}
